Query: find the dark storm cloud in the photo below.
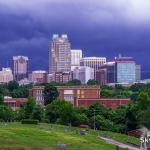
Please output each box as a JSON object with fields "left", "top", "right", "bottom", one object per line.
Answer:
{"left": 0, "top": 0, "right": 150, "bottom": 78}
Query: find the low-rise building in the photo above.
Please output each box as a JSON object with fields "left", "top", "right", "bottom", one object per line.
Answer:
{"left": 77, "top": 98, "right": 129, "bottom": 109}
{"left": 4, "top": 97, "right": 28, "bottom": 110}
{"left": 29, "top": 85, "right": 130, "bottom": 109}
{"left": 57, "top": 86, "right": 100, "bottom": 105}
{"left": 29, "top": 86, "right": 44, "bottom": 105}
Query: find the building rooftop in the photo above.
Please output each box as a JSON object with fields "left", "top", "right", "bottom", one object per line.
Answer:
{"left": 13, "top": 56, "right": 29, "bottom": 60}
{"left": 81, "top": 57, "right": 106, "bottom": 60}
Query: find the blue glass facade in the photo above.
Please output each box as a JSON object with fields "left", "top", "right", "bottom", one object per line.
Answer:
{"left": 116, "top": 62, "right": 136, "bottom": 83}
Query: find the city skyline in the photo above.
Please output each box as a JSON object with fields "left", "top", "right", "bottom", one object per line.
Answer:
{"left": 0, "top": 0, "right": 150, "bottom": 79}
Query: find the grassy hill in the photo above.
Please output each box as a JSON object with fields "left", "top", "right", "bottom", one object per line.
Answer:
{"left": 0, "top": 123, "right": 140, "bottom": 150}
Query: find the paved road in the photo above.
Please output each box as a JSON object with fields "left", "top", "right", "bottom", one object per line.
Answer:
{"left": 100, "top": 136, "right": 140, "bottom": 150}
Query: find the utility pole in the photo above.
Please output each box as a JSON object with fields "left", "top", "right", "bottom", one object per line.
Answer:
{"left": 94, "top": 109, "right": 96, "bottom": 131}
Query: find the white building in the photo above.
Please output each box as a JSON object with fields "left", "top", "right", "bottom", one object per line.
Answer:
{"left": 71, "top": 49, "right": 82, "bottom": 70}
{"left": 80, "top": 57, "right": 106, "bottom": 79}
{"left": 0, "top": 68, "right": 13, "bottom": 83}
{"left": 73, "top": 66, "right": 94, "bottom": 84}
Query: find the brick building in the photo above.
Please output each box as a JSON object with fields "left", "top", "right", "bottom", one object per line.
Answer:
{"left": 4, "top": 97, "right": 28, "bottom": 110}
{"left": 54, "top": 72, "right": 73, "bottom": 83}
{"left": 29, "top": 86, "right": 45, "bottom": 105}
{"left": 57, "top": 86, "right": 100, "bottom": 105}
{"left": 77, "top": 98, "right": 129, "bottom": 109}
{"left": 29, "top": 85, "right": 129, "bottom": 109}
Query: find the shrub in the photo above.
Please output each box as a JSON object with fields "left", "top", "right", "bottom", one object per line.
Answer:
{"left": 41, "top": 119, "right": 50, "bottom": 123}
{"left": 21, "top": 119, "right": 39, "bottom": 125}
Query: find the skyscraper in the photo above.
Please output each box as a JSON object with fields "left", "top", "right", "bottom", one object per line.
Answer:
{"left": 12, "top": 56, "right": 29, "bottom": 81}
{"left": 71, "top": 49, "right": 82, "bottom": 70}
{"left": 49, "top": 34, "right": 71, "bottom": 73}
{"left": 80, "top": 57, "right": 106, "bottom": 79}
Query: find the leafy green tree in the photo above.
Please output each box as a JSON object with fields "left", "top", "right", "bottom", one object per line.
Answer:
{"left": 75, "top": 113, "right": 89, "bottom": 126}
{"left": 101, "top": 89, "right": 115, "bottom": 98}
{"left": 0, "top": 95, "right": 4, "bottom": 105}
{"left": 125, "top": 103, "right": 138, "bottom": 131}
{"left": 7, "top": 81, "right": 19, "bottom": 91}
{"left": 74, "top": 106, "right": 87, "bottom": 114}
{"left": 87, "top": 80, "right": 99, "bottom": 85}
{"left": 87, "top": 103, "right": 109, "bottom": 118}
{"left": 45, "top": 82, "right": 63, "bottom": 86}
{"left": 115, "top": 84, "right": 125, "bottom": 90}
{"left": 0, "top": 105, "right": 14, "bottom": 122}
{"left": 0, "top": 84, "right": 10, "bottom": 96}
{"left": 46, "top": 100, "right": 76, "bottom": 125}
{"left": 43, "top": 85, "right": 59, "bottom": 105}
{"left": 17, "top": 108, "right": 26, "bottom": 121}
{"left": 114, "top": 124, "right": 127, "bottom": 133}
{"left": 89, "top": 115, "right": 114, "bottom": 131}
{"left": 137, "top": 92, "right": 150, "bottom": 110}
{"left": 138, "top": 107, "right": 150, "bottom": 129}
{"left": 101, "top": 85, "right": 113, "bottom": 90}
{"left": 24, "top": 96, "right": 36, "bottom": 119}
{"left": 130, "top": 83, "right": 145, "bottom": 92}
{"left": 67, "top": 79, "right": 81, "bottom": 86}
{"left": 109, "top": 107, "right": 126, "bottom": 125}
{"left": 130, "top": 93, "right": 139, "bottom": 101}
{"left": 32, "top": 105, "right": 44, "bottom": 121}
{"left": 11, "top": 85, "right": 31, "bottom": 98}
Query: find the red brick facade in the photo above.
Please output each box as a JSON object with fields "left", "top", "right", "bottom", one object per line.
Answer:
{"left": 29, "top": 85, "right": 130, "bottom": 109}
{"left": 57, "top": 86, "right": 100, "bottom": 105}
{"left": 4, "top": 97, "right": 28, "bottom": 110}
{"left": 77, "top": 98, "right": 129, "bottom": 109}
{"left": 29, "top": 86, "right": 44, "bottom": 105}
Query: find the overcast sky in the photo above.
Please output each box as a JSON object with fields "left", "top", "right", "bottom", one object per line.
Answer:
{"left": 0, "top": 0, "right": 150, "bottom": 78}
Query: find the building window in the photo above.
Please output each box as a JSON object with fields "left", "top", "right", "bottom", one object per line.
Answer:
{"left": 77, "top": 90, "right": 80, "bottom": 94}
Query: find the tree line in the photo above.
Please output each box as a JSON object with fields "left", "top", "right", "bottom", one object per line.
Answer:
{"left": 0, "top": 82, "right": 150, "bottom": 133}
{"left": 0, "top": 80, "right": 150, "bottom": 133}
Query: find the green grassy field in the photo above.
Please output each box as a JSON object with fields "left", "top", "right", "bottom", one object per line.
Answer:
{"left": 0, "top": 123, "right": 140, "bottom": 150}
